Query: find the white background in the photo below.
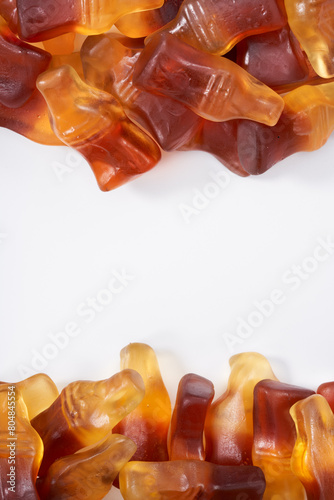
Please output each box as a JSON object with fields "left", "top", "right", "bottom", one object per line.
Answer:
{"left": 1, "top": 127, "right": 334, "bottom": 498}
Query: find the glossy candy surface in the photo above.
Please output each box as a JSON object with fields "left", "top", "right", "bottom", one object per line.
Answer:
{"left": 253, "top": 379, "right": 314, "bottom": 499}
{"left": 0, "top": 23, "right": 51, "bottom": 108}
{"left": 205, "top": 352, "right": 278, "bottom": 466}
{"left": 0, "top": 0, "right": 18, "bottom": 33}
{"left": 39, "top": 433, "right": 136, "bottom": 500}
{"left": 81, "top": 34, "right": 250, "bottom": 175}
{"left": 37, "top": 65, "right": 161, "bottom": 191}
{"left": 3, "top": 347, "right": 334, "bottom": 498}
{"left": 0, "top": 0, "right": 333, "bottom": 188}
{"left": 50, "top": 51, "right": 85, "bottom": 79}
{"left": 0, "top": 385, "right": 44, "bottom": 499}
{"left": 116, "top": 0, "right": 183, "bottom": 38}
{"left": 181, "top": 119, "right": 249, "bottom": 176}
{"left": 114, "top": 343, "right": 171, "bottom": 462}
{"left": 0, "top": 20, "right": 61, "bottom": 144}
{"left": 317, "top": 382, "right": 334, "bottom": 413}
{"left": 16, "top": 0, "right": 164, "bottom": 42}
{"left": 290, "top": 394, "right": 334, "bottom": 500}
{"left": 31, "top": 369, "right": 145, "bottom": 477}
{"left": 0, "top": 87, "right": 62, "bottom": 145}
{"left": 236, "top": 26, "right": 310, "bottom": 92}
{"left": 81, "top": 34, "right": 202, "bottom": 151}
{"left": 168, "top": 373, "right": 214, "bottom": 461}
{"left": 42, "top": 32, "right": 76, "bottom": 56}
{"left": 11, "top": 373, "right": 59, "bottom": 421}
{"left": 284, "top": 0, "right": 334, "bottom": 78}
{"left": 147, "top": 0, "right": 287, "bottom": 55}
{"left": 237, "top": 82, "right": 334, "bottom": 175}
{"left": 119, "top": 460, "right": 266, "bottom": 499}
{"left": 133, "top": 33, "right": 285, "bottom": 125}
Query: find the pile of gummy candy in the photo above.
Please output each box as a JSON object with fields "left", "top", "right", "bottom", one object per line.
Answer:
{"left": 1, "top": 0, "right": 334, "bottom": 190}
{"left": 1, "top": 343, "right": 334, "bottom": 499}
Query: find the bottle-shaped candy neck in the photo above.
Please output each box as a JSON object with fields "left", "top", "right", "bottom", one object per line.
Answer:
{"left": 79, "top": 0, "right": 164, "bottom": 34}
{"left": 37, "top": 65, "right": 116, "bottom": 146}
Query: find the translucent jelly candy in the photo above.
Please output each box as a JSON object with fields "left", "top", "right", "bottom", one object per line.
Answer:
{"left": 81, "top": 35, "right": 249, "bottom": 175}
{"left": 0, "top": 87, "right": 62, "bottom": 145}
{"left": 253, "top": 379, "right": 314, "bottom": 499}
{"left": 81, "top": 34, "right": 202, "bottom": 151}
{"left": 236, "top": 26, "right": 310, "bottom": 92}
{"left": 284, "top": 0, "right": 334, "bottom": 78}
{"left": 113, "top": 343, "right": 171, "bottom": 462}
{"left": 119, "top": 460, "right": 266, "bottom": 499}
{"left": 0, "top": 0, "right": 18, "bottom": 33}
{"left": 39, "top": 433, "right": 136, "bottom": 500}
{"left": 146, "top": 0, "right": 287, "bottom": 55}
{"left": 0, "top": 20, "right": 61, "bottom": 144}
{"left": 14, "top": 373, "right": 59, "bottom": 421}
{"left": 31, "top": 369, "right": 145, "bottom": 477}
{"left": 181, "top": 119, "right": 249, "bottom": 177}
{"left": 37, "top": 65, "right": 161, "bottom": 191}
{"left": 16, "top": 0, "right": 163, "bottom": 42}
{"left": 317, "top": 382, "right": 334, "bottom": 412}
{"left": 50, "top": 52, "right": 85, "bottom": 80}
{"left": 81, "top": 34, "right": 250, "bottom": 175}
{"left": 133, "top": 33, "right": 285, "bottom": 125}
{"left": 237, "top": 82, "right": 334, "bottom": 175}
{"left": 290, "top": 394, "right": 334, "bottom": 500}
{"left": 42, "top": 32, "right": 76, "bottom": 56}
{"left": 168, "top": 373, "right": 214, "bottom": 461}
{"left": 0, "top": 22, "right": 51, "bottom": 108}
{"left": 0, "top": 385, "right": 43, "bottom": 499}
{"left": 205, "top": 352, "right": 278, "bottom": 466}
{"left": 116, "top": 0, "right": 183, "bottom": 38}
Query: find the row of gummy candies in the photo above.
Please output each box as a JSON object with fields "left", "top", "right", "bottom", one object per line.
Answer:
{"left": 0, "top": 0, "right": 334, "bottom": 190}
{"left": 1, "top": 343, "right": 334, "bottom": 499}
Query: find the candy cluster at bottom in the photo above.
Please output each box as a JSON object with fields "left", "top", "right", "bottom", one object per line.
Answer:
{"left": 1, "top": 344, "right": 333, "bottom": 499}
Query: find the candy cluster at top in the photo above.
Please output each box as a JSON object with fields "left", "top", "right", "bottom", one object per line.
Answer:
{"left": 1, "top": 343, "right": 334, "bottom": 499}
{"left": 1, "top": 0, "right": 334, "bottom": 189}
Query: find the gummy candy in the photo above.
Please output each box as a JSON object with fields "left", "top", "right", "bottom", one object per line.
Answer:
{"left": 146, "top": 0, "right": 287, "bottom": 56}
{"left": 0, "top": 0, "right": 17, "bottom": 33}
{"left": 168, "top": 373, "right": 214, "bottom": 461}
{"left": 2, "top": 347, "right": 334, "bottom": 498}
{"left": 42, "top": 32, "right": 76, "bottom": 56}
{"left": 237, "top": 82, "right": 334, "bottom": 174}
{"left": 116, "top": 0, "right": 183, "bottom": 38}
{"left": 0, "top": 22, "right": 51, "bottom": 108}
{"left": 31, "top": 369, "right": 145, "bottom": 477}
{"left": 317, "top": 381, "right": 334, "bottom": 413}
{"left": 236, "top": 26, "right": 310, "bottom": 91}
{"left": 0, "top": 20, "right": 62, "bottom": 144}
{"left": 181, "top": 118, "right": 249, "bottom": 177}
{"left": 253, "top": 379, "right": 314, "bottom": 499}
{"left": 39, "top": 433, "right": 136, "bottom": 500}
{"left": 0, "top": 385, "right": 43, "bottom": 499}
{"left": 133, "top": 33, "right": 285, "bottom": 125}
{"left": 37, "top": 65, "right": 161, "bottom": 191}
{"left": 16, "top": 0, "right": 164, "bottom": 42}
{"left": 0, "top": 88, "right": 62, "bottom": 145}
{"left": 12, "top": 373, "right": 59, "bottom": 421}
{"left": 50, "top": 51, "right": 84, "bottom": 80}
{"left": 119, "top": 459, "right": 266, "bottom": 499}
{"left": 81, "top": 34, "right": 251, "bottom": 175}
{"left": 0, "top": 0, "right": 333, "bottom": 188}
{"left": 290, "top": 394, "right": 334, "bottom": 500}
{"left": 204, "top": 352, "right": 278, "bottom": 466}
{"left": 81, "top": 34, "right": 202, "bottom": 151}
{"left": 113, "top": 343, "right": 171, "bottom": 462}
{"left": 284, "top": 0, "right": 334, "bottom": 78}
